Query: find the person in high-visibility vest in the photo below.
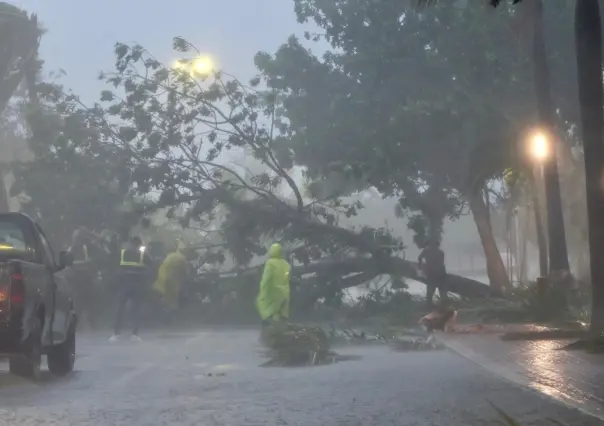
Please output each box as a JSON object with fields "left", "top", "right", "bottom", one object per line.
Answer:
{"left": 256, "top": 243, "right": 291, "bottom": 326}
{"left": 109, "top": 236, "right": 152, "bottom": 342}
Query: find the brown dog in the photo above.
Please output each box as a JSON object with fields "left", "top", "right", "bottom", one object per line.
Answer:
{"left": 418, "top": 305, "right": 458, "bottom": 333}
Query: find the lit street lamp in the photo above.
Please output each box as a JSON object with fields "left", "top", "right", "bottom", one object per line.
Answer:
{"left": 525, "top": 127, "right": 570, "bottom": 283}
{"left": 530, "top": 132, "right": 550, "bottom": 163}
{"left": 526, "top": 129, "right": 550, "bottom": 278}
{"left": 191, "top": 56, "right": 215, "bottom": 76}
{"left": 171, "top": 55, "right": 216, "bottom": 78}
{"left": 528, "top": 130, "right": 550, "bottom": 163}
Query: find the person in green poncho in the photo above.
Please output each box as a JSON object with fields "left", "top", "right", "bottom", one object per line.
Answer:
{"left": 256, "top": 243, "right": 291, "bottom": 325}
{"left": 153, "top": 241, "right": 189, "bottom": 317}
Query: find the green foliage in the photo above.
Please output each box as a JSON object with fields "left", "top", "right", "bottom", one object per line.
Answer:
{"left": 84, "top": 39, "right": 406, "bottom": 269}
{"left": 260, "top": 322, "right": 331, "bottom": 367}
{"left": 400, "top": 185, "right": 462, "bottom": 247}
{"left": 91, "top": 40, "right": 312, "bottom": 264}
{"left": 260, "top": 3, "right": 525, "bottom": 181}
{"left": 0, "top": 2, "right": 42, "bottom": 115}
{"left": 256, "top": 0, "right": 576, "bottom": 247}
{"left": 10, "top": 84, "right": 133, "bottom": 245}
{"left": 348, "top": 288, "right": 425, "bottom": 326}
{"left": 513, "top": 278, "right": 590, "bottom": 323}
{"left": 454, "top": 278, "right": 590, "bottom": 325}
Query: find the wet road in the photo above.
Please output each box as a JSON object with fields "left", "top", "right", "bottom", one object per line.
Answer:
{"left": 0, "top": 329, "right": 599, "bottom": 425}
{"left": 440, "top": 332, "right": 604, "bottom": 421}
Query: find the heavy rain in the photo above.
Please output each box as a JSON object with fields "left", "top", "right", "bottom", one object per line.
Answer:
{"left": 0, "top": 0, "right": 603, "bottom": 425}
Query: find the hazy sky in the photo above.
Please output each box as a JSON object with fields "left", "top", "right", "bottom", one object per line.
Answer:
{"left": 13, "top": 0, "right": 305, "bottom": 101}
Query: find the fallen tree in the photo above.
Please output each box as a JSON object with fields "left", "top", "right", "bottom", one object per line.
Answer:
{"left": 198, "top": 255, "right": 491, "bottom": 300}
{"left": 200, "top": 191, "right": 492, "bottom": 299}
{"left": 65, "top": 39, "right": 494, "bottom": 301}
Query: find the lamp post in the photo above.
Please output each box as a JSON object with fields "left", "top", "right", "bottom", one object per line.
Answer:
{"left": 527, "top": 130, "right": 549, "bottom": 278}
{"left": 538, "top": 131, "right": 570, "bottom": 277}
{"left": 529, "top": 131, "right": 549, "bottom": 164}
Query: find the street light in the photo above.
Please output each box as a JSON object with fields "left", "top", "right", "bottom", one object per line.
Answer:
{"left": 524, "top": 127, "right": 570, "bottom": 282}
{"left": 526, "top": 128, "right": 550, "bottom": 278}
{"left": 528, "top": 130, "right": 550, "bottom": 162}
{"left": 191, "top": 55, "right": 215, "bottom": 76}
{"left": 171, "top": 55, "right": 216, "bottom": 78}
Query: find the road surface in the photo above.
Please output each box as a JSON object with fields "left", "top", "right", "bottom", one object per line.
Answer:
{"left": 0, "top": 329, "right": 598, "bottom": 425}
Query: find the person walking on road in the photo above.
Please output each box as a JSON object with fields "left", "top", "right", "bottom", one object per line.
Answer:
{"left": 68, "top": 228, "right": 104, "bottom": 329}
{"left": 110, "top": 235, "right": 152, "bottom": 342}
{"left": 418, "top": 238, "right": 448, "bottom": 309}
{"left": 256, "top": 243, "right": 291, "bottom": 327}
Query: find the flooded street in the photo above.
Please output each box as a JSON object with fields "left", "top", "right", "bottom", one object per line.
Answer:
{"left": 0, "top": 329, "right": 598, "bottom": 425}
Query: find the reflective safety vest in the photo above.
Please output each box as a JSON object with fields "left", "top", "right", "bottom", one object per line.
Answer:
{"left": 73, "top": 244, "right": 89, "bottom": 265}
{"left": 119, "top": 248, "right": 145, "bottom": 267}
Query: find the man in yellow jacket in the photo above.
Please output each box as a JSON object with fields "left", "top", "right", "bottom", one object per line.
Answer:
{"left": 256, "top": 243, "right": 291, "bottom": 324}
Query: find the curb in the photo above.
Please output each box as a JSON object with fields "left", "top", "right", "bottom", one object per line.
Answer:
{"left": 437, "top": 334, "right": 604, "bottom": 421}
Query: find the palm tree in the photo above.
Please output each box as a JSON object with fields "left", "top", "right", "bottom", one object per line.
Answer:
{"left": 0, "top": 3, "right": 42, "bottom": 212}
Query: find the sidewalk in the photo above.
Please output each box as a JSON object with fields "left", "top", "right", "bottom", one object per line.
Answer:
{"left": 437, "top": 329, "right": 604, "bottom": 420}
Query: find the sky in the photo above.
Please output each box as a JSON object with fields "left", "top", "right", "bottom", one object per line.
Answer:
{"left": 13, "top": 0, "right": 305, "bottom": 101}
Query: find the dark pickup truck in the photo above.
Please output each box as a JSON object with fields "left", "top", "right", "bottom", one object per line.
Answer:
{"left": 0, "top": 213, "right": 76, "bottom": 379}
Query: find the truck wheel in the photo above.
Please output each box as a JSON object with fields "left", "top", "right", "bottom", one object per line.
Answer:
{"left": 47, "top": 323, "right": 76, "bottom": 376}
{"left": 9, "top": 318, "right": 42, "bottom": 380}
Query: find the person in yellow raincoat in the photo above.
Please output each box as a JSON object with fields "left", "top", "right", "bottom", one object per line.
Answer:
{"left": 153, "top": 241, "right": 189, "bottom": 313}
{"left": 256, "top": 243, "right": 291, "bottom": 324}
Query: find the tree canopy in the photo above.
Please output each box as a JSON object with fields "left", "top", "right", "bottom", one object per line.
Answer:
{"left": 5, "top": 0, "right": 584, "bottom": 299}
{"left": 17, "top": 37, "right": 484, "bottom": 299}
{"left": 253, "top": 0, "right": 577, "bottom": 292}
{"left": 9, "top": 80, "right": 133, "bottom": 245}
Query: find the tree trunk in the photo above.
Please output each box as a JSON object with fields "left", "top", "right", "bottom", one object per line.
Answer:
{"left": 0, "top": 167, "right": 10, "bottom": 213}
{"left": 574, "top": 0, "right": 604, "bottom": 331}
{"left": 467, "top": 190, "right": 511, "bottom": 295}
{"left": 531, "top": 188, "right": 548, "bottom": 277}
{"left": 532, "top": 0, "right": 570, "bottom": 274}
{"left": 519, "top": 208, "right": 529, "bottom": 282}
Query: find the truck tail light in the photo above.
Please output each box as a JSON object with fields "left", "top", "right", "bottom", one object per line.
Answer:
{"left": 0, "top": 286, "right": 8, "bottom": 303}
{"left": 10, "top": 272, "right": 24, "bottom": 305}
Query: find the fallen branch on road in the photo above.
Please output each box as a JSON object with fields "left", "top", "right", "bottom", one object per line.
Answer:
{"left": 260, "top": 323, "right": 333, "bottom": 367}
{"left": 199, "top": 256, "right": 492, "bottom": 299}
